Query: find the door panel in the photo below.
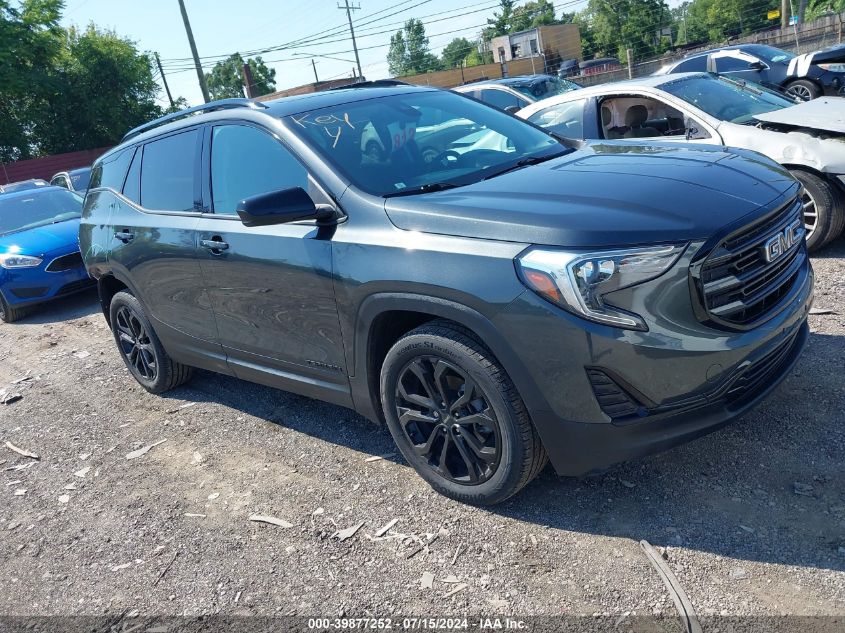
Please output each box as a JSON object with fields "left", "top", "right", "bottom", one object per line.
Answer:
{"left": 198, "top": 123, "right": 348, "bottom": 396}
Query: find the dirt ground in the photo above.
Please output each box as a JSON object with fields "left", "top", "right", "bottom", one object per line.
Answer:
{"left": 0, "top": 242, "right": 843, "bottom": 622}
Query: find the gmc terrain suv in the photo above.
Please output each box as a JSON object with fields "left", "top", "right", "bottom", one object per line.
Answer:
{"left": 80, "top": 85, "right": 813, "bottom": 505}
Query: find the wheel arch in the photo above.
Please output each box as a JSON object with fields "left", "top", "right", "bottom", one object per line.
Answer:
{"left": 96, "top": 274, "right": 134, "bottom": 327}
{"left": 349, "top": 293, "right": 551, "bottom": 426}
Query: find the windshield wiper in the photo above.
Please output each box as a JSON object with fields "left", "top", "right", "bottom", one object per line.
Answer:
{"left": 383, "top": 182, "right": 462, "bottom": 198}
{"left": 482, "top": 150, "right": 568, "bottom": 181}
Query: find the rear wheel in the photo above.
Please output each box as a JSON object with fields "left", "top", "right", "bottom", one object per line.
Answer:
{"left": 0, "top": 292, "right": 32, "bottom": 324}
{"left": 784, "top": 79, "right": 821, "bottom": 101}
{"left": 109, "top": 290, "right": 193, "bottom": 393}
{"left": 380, "top": 321, "right": 547, "bottom": 505}
{"left": 789, "top": 169, "right": 844, "bottom": 250}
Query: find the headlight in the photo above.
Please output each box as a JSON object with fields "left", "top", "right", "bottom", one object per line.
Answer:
{"left": 0, "top": 253, "right": 43, "bottom": 269}
{"left": 516, "top": 244, "right": 687, "bottom": 330}
{"left": 818, "top": 63, "right": 845, "bottom": 72}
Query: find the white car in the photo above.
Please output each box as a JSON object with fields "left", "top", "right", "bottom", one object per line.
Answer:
{"left": 517, "top": 72, "right": 845, "bottom": 250}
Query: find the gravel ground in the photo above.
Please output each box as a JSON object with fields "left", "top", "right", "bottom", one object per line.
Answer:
{"left": 0, "top": 242, "right": 843, "bottom": 621}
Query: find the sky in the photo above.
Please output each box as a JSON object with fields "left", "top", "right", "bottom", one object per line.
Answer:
{"left": 60, "top": 0, "right": 540, "bottom": 108}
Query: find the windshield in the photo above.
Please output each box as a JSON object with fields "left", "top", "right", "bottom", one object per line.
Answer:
{"left": 751, "top": 45, "right": 796, "bottom": 64}
{"left": 0, "top": 189, "right": 83, "bottom": 235}
{"left": 286, "top": 90, "right": 562, "bottom": 197}
{"left": 511, "top": 77, "right": 581, "bottom": 101}
{"left": 70, "top": 169, "right": 91, "bottom": 191}
{"left": 3, "top": 180, "right": 48, "bottom": 194}
{"left": 661, "top": 74, "right": 797, "bottom": 124}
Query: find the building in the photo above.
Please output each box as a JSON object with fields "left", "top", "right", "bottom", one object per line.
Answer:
{"left": 490, "top": 24, "right": 582, "bottom": 72}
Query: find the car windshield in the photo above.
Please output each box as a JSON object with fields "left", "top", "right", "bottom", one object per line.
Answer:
{"left": 0, "top": 189, "right": 83, "bottom": 235}
{"left": 661, "top": 74, "right": 796, "bottom": 124}
{"left": 70, "top": 169, "right": 91, "bottom": 191}
{"left": 511, "top": 77, "right": 580, "bottom": 101}
{"left": 3, "top": 180, "right": 48, "bottom": 193}
{"left": 751, "top": 45, "right": 796, "bottom": 64}
{"left": 286, "top": 90, "right": 563, "bottom": 197}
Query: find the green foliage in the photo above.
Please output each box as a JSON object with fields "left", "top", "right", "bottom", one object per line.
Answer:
{"left": 586, "top": 0, "right": 672, "bottom": 62}
{"left": 483, "top": 0, "right": 516, "bottom": 39}
{"left": 1, "top": 0, "right": 173, "bottom": 161}
{"left": 387, "top": 19, "right": 442, "bottom": 76}
{"left": 205, "top": 53, "right": 276, "bottom": 100}
{"left": 511, "top": 0, "right": 558, "bottom": 31}
{"left": 440, "top": 37, "right": 474, "bottom": 68}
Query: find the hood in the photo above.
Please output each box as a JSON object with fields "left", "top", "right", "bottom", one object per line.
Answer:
{"left": 0, "top": 218, "right": 81, "bottom": 257}
{"left": 384, "top": 142, "right": 797, "bottom": 248}
{"left": 753, "top": 97, "right": 845, "bottom": 134}
{"left": 811, "top": 44, "right": 845, "bottom": 65}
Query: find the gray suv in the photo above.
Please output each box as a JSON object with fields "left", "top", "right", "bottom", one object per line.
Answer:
{"left": 80, "top": 85, "right": 813, "bottom": 505}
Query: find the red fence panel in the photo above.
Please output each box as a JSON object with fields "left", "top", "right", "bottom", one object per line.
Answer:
{"left": 1, "top": 147, "right": 112, "bottom": 185}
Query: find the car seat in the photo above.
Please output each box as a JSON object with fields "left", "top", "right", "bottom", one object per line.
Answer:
{"left": 623, "top": 105, "right": 660, "bottom": 138}
{"left": 601, "top": 106, "right": 624, "bottom": 139}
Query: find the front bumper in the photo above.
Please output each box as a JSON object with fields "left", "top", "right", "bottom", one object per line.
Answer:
{"left": 492, "top": 251, "right": 814, "bottom": 477}
{"left": 0, "top": 262, "right": 94, "bottom": 308}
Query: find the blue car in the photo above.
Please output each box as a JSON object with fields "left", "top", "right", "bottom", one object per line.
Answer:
{"left": 0, "top": 187, "right": 94, "bottom": 322}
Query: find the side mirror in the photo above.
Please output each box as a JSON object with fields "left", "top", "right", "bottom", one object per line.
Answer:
{"left": 748, "top": 60, "right": 766, "bottom": 71}
{"left": 236, "top": 187, "right": 338, "bottom": 227}
{"left": 504, "top": 105, "right": 520, "bottom": 114}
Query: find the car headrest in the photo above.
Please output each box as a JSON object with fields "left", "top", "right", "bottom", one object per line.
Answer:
{"left": 601, "top": 106, "right": 612, "bottom": 126}
{"left": 625, "top": 104, "right": 649, "bottom": 127}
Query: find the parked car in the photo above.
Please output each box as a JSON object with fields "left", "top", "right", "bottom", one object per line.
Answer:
{"left": 0, "top": 179, "right": 49, "bottom": 194}
{"left": 50, "top": 167, "right": 93, "bottom": 194}
{"left": 81, "top": 89, "right": 811, "bottom": 505}
{"left": 517, "top": 72, "right": 845, "bottom": 250}
{"left": 655, "top": 43, "right": 845, "bottom": 100}
{"left": 578, "top": 57, "right": 622, "bottom": 76}
{"left": 0, "top": 187, "right": 94, "bottom": 322}
{"left": 557, "top": 58, "right": 579, "bottom": 78}
{"left": 453, "top": 74, "right": 581, "bottom": 112}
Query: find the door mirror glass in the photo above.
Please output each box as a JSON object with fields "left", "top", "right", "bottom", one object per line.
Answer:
{"left": 748, "top": 60, "right": 766, "bottom": 71}
{"left": 504, "top": 105, "right": 520, "bottom": 114}
{"left": 236, "top": 187, "right": 337, "bottom": 227}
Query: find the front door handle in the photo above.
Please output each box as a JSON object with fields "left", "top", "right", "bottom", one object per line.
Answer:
{"left": 114, "top": 230, "right": 134, "bottom": 242}
{"left": 200, "top": 238, "right": 229, "bottom": 252}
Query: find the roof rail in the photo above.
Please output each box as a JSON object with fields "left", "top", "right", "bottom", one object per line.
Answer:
{"left": 328, "top": 79, "right": 410, "bottom": 91}
{"left": 121, "top": 98, "right": 269, "bottom": 142}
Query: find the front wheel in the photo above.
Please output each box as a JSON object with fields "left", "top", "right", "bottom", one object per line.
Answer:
{"left": 0, "top": 292, "right": 32, "bottom": 324}
{"left": 789, "top": 169, "right": 845, "bottom": 251}
{"left": 785, "top": 79, "right": 821, "bottom": 101}
{"left": 109, "top": 290, "right": 193, "bottom": 393}
{"left": 380, "top": 321, "right": 547, "bottom": 505}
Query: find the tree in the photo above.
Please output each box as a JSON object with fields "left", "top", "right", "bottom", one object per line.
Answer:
{"left": 386, "top": 19, "right": 442, "bottom": 76}
{"left": 205, "top": 53, "right": 276, "bottom": 100}
{"left": 586, "top": 0, "right": 671, "bottom": 62}
{"left": 511, "top": 0, "right": 558, "bottom": 31}
{"left": 0, "top": 0, "right": 64, "bottom": 161}
{"left": 440, "top": 37, "right": 474, "bottom": 68}
{"left": 483, "top": 0, "right": 516, "bottom": 39}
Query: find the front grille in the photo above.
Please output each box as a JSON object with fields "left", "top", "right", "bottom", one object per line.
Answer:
{"left": 725, "top": 330, "right": 799, "bottom": 403}
{"left": 698, "top": 198, "right": 805, "bottom": 327}
{"left": 46, "top": 252, "right": 84, "bottom": 272}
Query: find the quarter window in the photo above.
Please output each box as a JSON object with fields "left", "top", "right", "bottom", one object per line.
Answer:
{"left": 91, "top": 147, "right": 134, "bottom": 191}
{"left": 715, "top": 54, "right": 759, "bottom": 72}
{"left": 123, "top": 147, "right": 141, "bottom": 204}
{"left": 210, "top": 125, "right": 308, "bottom": 215}
{"left": 140, "top": 130, "right": 198, "bottom": 212}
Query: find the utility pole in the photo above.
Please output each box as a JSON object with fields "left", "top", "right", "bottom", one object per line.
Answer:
{"left": 338, "top": 0, "right": 363, "bottom": 82}
{"left": 782, "top": 0, "right": 790, "bottom": 29}
{"left": 312, "top": 58, "right": 319, "bottom": 83}
{"left": 177, "top": 0, "right": 210, "bottom": 103}
{"left": 154, "top": 52, "right": 175, "bottom": 108}
{"left": 242, "top": 62, "right": 255, "bottom": 98}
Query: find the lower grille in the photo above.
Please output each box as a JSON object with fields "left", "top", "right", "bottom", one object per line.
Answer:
{"left": 10, "top": 287, "right": 48, "bottom": 299}
{"left": 56, "top": 278, "right": 95, "bottom": 296}
{"left": 46, "top": 252, "right": 84, "bottom": 272}
{"left": 725, "top": 331, "right": 799, "bottom": 403}
{"left": 697, "top": 197, "right": 806, "bottom": 328}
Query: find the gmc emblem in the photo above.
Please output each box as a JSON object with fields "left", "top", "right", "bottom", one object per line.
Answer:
{"left": 763, "top": 220, "right": 804, "bottom": 263}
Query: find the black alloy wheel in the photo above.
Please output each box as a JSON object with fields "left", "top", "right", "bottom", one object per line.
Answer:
{"left": 114, "top": 305, "right": 157, "bottom": 381}
{"left": 395, "top": 355, "right": 502, "bottom": 484}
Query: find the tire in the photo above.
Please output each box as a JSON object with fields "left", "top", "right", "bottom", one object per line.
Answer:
{"left": 380, "top": 320, "right": 547, "bottom": 505}
{"left": 785, "top": 79, "right": 821, "bottom": 101}
{"left": 789, "top": 169, "right": 845, "bottom": 251}
{"left": 0, "top": 292, "right": 33, "bottom": 324}
{"left": 108, "top": 290, "right": 193, "bottom": 393}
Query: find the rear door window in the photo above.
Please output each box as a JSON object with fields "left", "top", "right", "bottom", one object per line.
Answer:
{"left": 479, "top": 88, "right": 526, "bottom": 111}
{"left": 527, "top": 99, "right": 587, "bottom": 138}
{"left": 140, "top": 129, "right": 199, "bottom": 212}
{"left": 90, "top": 147, "right": 134, "bottom": 191}
{"left": 674, "top": 56, "right": 707, "bottom": 72}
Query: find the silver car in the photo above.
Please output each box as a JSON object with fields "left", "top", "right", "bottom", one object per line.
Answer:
{"left": 517, "top": 72, "right": 845, "bottom": 250}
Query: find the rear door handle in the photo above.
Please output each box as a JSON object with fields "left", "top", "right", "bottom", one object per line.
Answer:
{"left": 114, "top": 230, "right": 134, "bottom": 242}
{"left": 200, "top": 238, "right": 229, "bottom": 252}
